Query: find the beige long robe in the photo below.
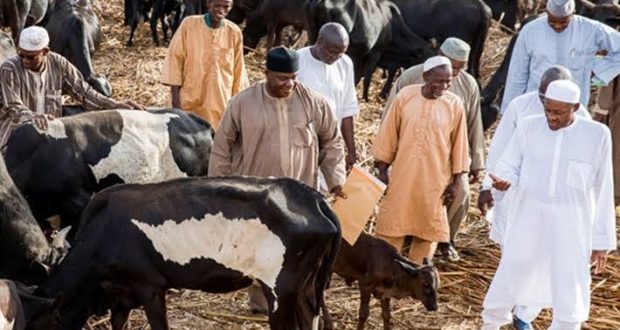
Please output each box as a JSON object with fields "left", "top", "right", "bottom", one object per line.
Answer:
{"left": 372, "top": 85, "right": 469, "bottom": 242}
{"left": 386, "top": 64, "right": 485, "bottom": 172}
{"left": 161, "top": 16, "right": 249, "bottom": 129}
{"left": 596, "top": 76, "right": 620, "bottom": 203}
{"left": 208, "top": 82, "right": 346, "bottom": 190}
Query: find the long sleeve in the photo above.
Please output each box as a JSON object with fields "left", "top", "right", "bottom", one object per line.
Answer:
{"left": 372, "top": 94, "right": 402, "bottom": 164}
{"left": 59, "top": 57, "right": 118, "bottom": 110}
{"left": 160, "top": 19, "right": 187, "bottom": 87}
{"left": 465, "top": 80, "right": 485, "bottom": 172}
{"left": 316, "top": 98, "right": 346, "bottom": 189}
{"left": 592, "top": 21, "right": 620, "bottom": 84}
{"left": 231, "top": 31, "right": 249, "bottom": 95}
{"left": 591, "top": 128, "right": 617, "bottom": 251}
{"left": 494, "top": 121, "right": 526, "bottom": 186}
{"left": 208, "top": 100, "right": 240, "bottom": 176}
{"left": 450, "top": 100, "right": 469, "bottom": 175}
{"left": 0, "top": 64, "right": 35, "bottom": 124}
{"left": 339, "top": 58, "right": 359, "bottom": 119}
{"left": 501, "top": 31, "right": 530, "bottom": 113}
{"left": 482, "top": 98, "right": 520, "bottom": 189}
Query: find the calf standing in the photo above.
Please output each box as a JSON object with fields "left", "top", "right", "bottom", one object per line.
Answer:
{"left": 0, "top": 279, "right": 58, "bottom": 330}
{"left": 322, "top": 233, "right": 440, "bottom": 330}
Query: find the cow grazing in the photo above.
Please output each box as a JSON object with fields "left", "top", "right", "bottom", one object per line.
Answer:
{"left": 39, "top": 177, "right": 341, "bottom": 330}
{"left": 45, "top": 0, "right": 112, "bottom": 97}
{"left": 0, "top": 279, "right": 59, "bottom": 330}
{"left": 4, "top": 108, "right": 214, "bottom": 233}
{"left": 321, "top": 233, "right": 439, "bottom": 330}
{"left": 125, "top": 0, "right": 183, "bottom": 46}
{"left": 232, "top": 0, "right": 306, "bottom": 51}
{"left": 0, "top": 0, "right": 49, "bottom": 41}
{"left": 0, "top": 154, "right": 69, "bottom": 284}
{"left": 305, "top": 0, "right": 434, "bottom": 101}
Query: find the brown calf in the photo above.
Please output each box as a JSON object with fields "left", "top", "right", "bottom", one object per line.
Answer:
{"left": 322, "top": 232, "right": 440, "bottom": 330}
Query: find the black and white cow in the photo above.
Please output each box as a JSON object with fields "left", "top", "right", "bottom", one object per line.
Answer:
{"left": 39, "top": 176, "right": 341, "bottom": 330}
{"left": 0, "top": 279, "right": 59, "bottom": 330}
{"left": 4, "top": 108, "right": 214, "bottom": 233}
{"left": 0, "top": 154, "right": 69, "bottom": 285}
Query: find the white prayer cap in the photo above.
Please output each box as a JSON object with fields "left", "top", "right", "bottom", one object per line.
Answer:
{"left": 545, "top": 79, "right": 580, "bottom": 104}
{"left": 19, "top": 26, "right": 49, "bottom": 52}
{"left": 439, "top": 38, "right": 470, "bottom": 62}
{"left": 423, "top": 55, "right": 452, "bottom": 72}
{"left": 546, "top": 0, "right": 575, "bottom": 17}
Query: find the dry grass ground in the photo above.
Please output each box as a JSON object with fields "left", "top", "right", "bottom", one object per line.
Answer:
{"left": 81, "top": 1, "right": 620, "bottom": 328}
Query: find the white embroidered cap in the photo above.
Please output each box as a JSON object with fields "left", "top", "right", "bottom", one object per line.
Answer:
{"left": 547, "top": 0, "right": 575, "bottom": 17}
{"left": 19, "top": 26, "right": 50, "bottom": 52}
{"left": 440, "top": 38, "right": 470, "bottom": 62}
{"left": 545, "top": 79, "right": 581, "bottom": 104}
{"left": 423, "top": 55, "right": 452, "bottom": 73}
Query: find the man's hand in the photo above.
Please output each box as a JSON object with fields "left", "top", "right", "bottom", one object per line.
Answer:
{"left": 442, "top": 180, "right": 459, "bottom": 206}
{"left": 117, "top": 100, "right": 145, "bottom": 110}
{"left": 469, "top": 169, "right": 482, "bottom": 184}
{"left": 477, "top": 189, "right": 494, "bottom": 216}
{"left": 330, "top": 185, "right": 347, "bottom": 199}
{"left": 489, "top": 173, "right": 511, "bottom": 191}
{"left": 32, "top": 114, "right": 54, "bottom": 130}
{"left": 591, "top": 250, "right": 608, "bottom": 275}
{"left": 345, "top": 152, "right": 357, "bottom": 172}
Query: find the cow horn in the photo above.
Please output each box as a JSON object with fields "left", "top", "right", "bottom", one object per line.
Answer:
{"left": 394, "top": 259, "right": 420, "bottom": 275}
{"left": 51, "top": 226, "right": 72, "bottom": 249}
{"left": 579, "top": 0, "right": 597, "bottom": 10}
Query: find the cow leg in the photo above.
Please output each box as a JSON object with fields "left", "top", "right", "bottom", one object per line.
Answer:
{"left": 379, "top": 69, "right": 398, "bottom": 99}
{"left": 137, "top": 288, "right": 169, "bottom": 330}
{"left": 111, "top": 304, "right": 131, "bottom": 330}
{"left": 269, "top": 294, "right": 298, "bottom": 330}
{"left": 356, "top": 284, "right": 372, "bottom": 330}
{"left": 150, "top": 0, "right": 165, "bottom": 46}
{"left": 362, "top": 52, "right": 382, "bottom": 102}
{"left": 321, "top": 296, "right": 334, "bottom": 330}
{"left": 380, "top": 297, "right": 391, "bottom": 330}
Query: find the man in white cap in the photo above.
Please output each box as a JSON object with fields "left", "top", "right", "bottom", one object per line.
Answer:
{"left": 371, "top": 55, "right": 469, "bottom": 263}
{"left": 0, "top": 26, "right": 143, "bottom": 148}
{"left": 481, "top": 80, "right": 616, "bottom": 330}
{"left": 501, "top": 0, "right": 620, "bottom": 113}
{"left": 385, "top": 37, "right": 484, "bottom": 262}
{"left": 479, "top": 66, "right": 592, "bottom": 330}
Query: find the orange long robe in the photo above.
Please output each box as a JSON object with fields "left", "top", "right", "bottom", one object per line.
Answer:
{"left": 371, "top": 85, "right": 469, "bottom": 242}
{"left": 160, "top": 16, "right": 249, "bottom": 129}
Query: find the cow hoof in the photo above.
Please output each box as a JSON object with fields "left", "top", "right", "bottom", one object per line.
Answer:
{"left": 126, "top": 41, "right": 133, "bottom": 47}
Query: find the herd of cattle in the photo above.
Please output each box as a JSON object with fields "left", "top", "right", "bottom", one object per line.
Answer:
{"left": 2, "top": 0, "right": 620, "bottom": 329}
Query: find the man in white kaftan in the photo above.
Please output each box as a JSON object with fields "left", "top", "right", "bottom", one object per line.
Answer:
{"left": 482, "top": 80, "right": 617, "bottom": 330}
{"left": 500, "top": 0, "right": 620, "bottom": 113}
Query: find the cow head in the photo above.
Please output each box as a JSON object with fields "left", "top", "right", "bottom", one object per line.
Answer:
{"left": 393, "top": 257, "right": 440, "bottom": 311}
{"left": 87, "top": 74, "right": 112, "bottom": 97}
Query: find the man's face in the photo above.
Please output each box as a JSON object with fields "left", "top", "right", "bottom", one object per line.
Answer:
{"left": 207, "top": 0, "right": 233, "bottom": 22}
{"left": 17, "top": 48, "right": 48, "bottom": 71}
{"left": 448, "top": 58, "right": 467, "bottom": 78}
{"left": 316, "top": 38, "right": 347, "bottom": 65}
{"left": 544, "top": 98, "right": 578, "bottom": 130}
{"left": 547, "top": 12, "right": 572, "bottom": 33}
{"left": 423, "top": 66, "right": 452, "bottom": 98}
{"left": 265, "top": 70, "right": 297, "bottom": 98}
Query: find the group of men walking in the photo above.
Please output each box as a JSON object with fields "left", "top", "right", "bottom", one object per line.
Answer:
{"left": 0, "top": 0, "right": 617, "bottom": 328}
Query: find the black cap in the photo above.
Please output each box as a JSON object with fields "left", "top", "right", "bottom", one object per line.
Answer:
{"left": 266, "top": 46, "right": 299, "bottom": 73}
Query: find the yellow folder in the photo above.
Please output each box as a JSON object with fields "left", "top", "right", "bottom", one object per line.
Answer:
{"left": 331, "top": 165, "right": 386, "bottom": 245}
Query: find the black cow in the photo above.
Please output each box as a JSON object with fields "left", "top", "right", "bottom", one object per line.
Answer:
{"left": 0, "top": 0, "right": 49, "bottom": 41}
{"left": 0, "top": 279, "right": 60, "bottom": 329}
{"left": 4, "top": 108, "right": 214, "bottom": 233}
{"left": 578, "top": 0, "right": 620, "bottom": 28}
{"left": 45, "top": 0, "right": 112, "bottom": 97}
{"left": 305, "top": 0, "right": 434, "bottom": 101}
{"left": 39, "top": 176, "right": 341, "bottom": 330}
{"left": 0, "top": 154, "right": 69, "bottom": 284}
{"left": 125, "top": 0, "right": 183, "bottom": 46}
{"left": 483, "top": 0, "right": 521, "bottom": 31}
{"left": 184, "top": 0, "right": 205, "bottom": 15}
{"left": 231, "top": 0, "right": 306, "bottom": 51}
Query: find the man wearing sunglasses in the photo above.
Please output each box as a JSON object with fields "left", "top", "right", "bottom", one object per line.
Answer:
{"left": 0, "top": 26, "right": 143, "bottom": 148}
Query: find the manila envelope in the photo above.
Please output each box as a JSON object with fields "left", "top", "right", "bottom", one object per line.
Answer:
{"left": 331, "top": 165, "right": 386, "bottom": 245}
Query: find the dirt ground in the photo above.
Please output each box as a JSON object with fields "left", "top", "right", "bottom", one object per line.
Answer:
{"left": 80, "top": 1, "right": 620, "bottom": 329}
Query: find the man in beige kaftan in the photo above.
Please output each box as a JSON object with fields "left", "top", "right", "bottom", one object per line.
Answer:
{"left": 385, "top": 38, "right": 484, "bottom": 261}
{"left": 372, "top": 56, "right": 469, "bottom": 263}
{"left": 208, "top": 46, "right": 346, "bottom": 314}
{"left": 595, "top": 76, "right": 620, "bottom": 206}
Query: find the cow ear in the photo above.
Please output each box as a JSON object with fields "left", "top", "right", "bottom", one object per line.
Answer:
{"left": 423, "top": 257, "right": 433, "bottom": 267}
{"left": 394, "top": 259, "right": 420, "bottom": 275}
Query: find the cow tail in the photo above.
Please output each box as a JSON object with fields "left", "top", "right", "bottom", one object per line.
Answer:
{"left": 315, "top": 198, "right": 341, "bottom": 313}
{"left": 471, "top": 4, "right": 492, "bottom": 80}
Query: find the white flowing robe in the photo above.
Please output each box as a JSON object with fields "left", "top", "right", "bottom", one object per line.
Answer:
{"left": 483, "top": 114, "right": 617, "bottom": 323}
{"left": 501, "top": 15, "right": 620, "bottom": 113}
{"left": 483, "top": 91, "right": 591, "bottom": 245}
